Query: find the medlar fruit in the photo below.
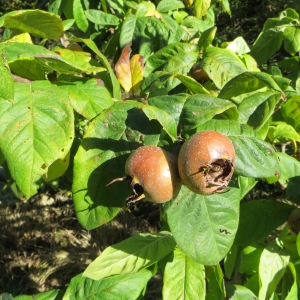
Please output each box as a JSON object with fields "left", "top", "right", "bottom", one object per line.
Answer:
{"left": 108, "top": 146, "right": 182, "bottom": 204}
{"left": 178, "top": 130, "right": 236, "bottom": 195}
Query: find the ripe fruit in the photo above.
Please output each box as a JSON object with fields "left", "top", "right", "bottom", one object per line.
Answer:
{"left": 288, "top": 208, "right": 300, "bottom": 234}
{"left": 178, "top": 131, "right": 236, "bottom": 195}
{"left": 108, "top": 146, "right": 182, "bottom": 204}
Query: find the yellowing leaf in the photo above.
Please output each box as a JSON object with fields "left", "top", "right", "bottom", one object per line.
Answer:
{"left": 1, "top": 32, "right": 32, "bottom": 44}
{"left": 145, "top": 8, "right": 162, "bottom": 20}
{"left": 130, "top": 54, "right": 144, "bottom": 93}
{"left": 115, "top": 43, "right": 144, "bottom": 93}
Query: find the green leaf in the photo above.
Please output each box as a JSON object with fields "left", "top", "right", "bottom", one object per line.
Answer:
{"left": 205, "top": 265, "right": 225, "bottom": 300}
{"left": 240, "top": 245, "right": 264, "bottom": 276}
{"left": 14, "top": 289, "right": 61, "bottom": 300}
{"left": 0, "top": 81, "right": 74, "bottom": 199}
{"left": 198, "top": 26, "right": 217, "bottom": 51}
{"left": 141, "top": 104, "right": 177, "bottom": 141}
{"left": 202, "top": 47, "right": 247, "bottom": 90}
{"left": 0, "top": 42, "right": 55, "bottom": 80}
{"left": 226, "top": 36, "right": 250, "bottom": 55}
{"left": 278, "top": 57, "right": 300, "bottom": 73}
{"left": 72, "top": 38, "right": 122, "bottom": 99}
{"left": 62, "top": 18, "right": 75, "bottom": 30}
{"left": 230, "top": 136, "right": 280, "bottom": 178}
{"left": 1, "top": 10, "right": 64, "bottom": 39}
{"left": 144, "top": 43, "right": 198, "bottom": 89}
{"left": 72, "top": 101, "right": 162, "bottom": 229}
{"left": 194, "top": 0, "right": 211, "bottom": 18}
{"left": 73, "top": 0, "right": 89, "bottom": 32}
{"left": 174, "top": 74, "right": 211, "bottom": 95}
{"left": 85, "top": 9, "right": 120, "bottom": 26}
{"left": 281, "top": 95, "right": 300, "bottom": 131}
{"left": 148, "top": 94, "right": 188, "bottom": 124}
{"left": 224, "top": 245, "right": 239, "bottom": 279}
{"left": 258, "top": 243, "right": 290, "bottom": 300}
{"left": 83, "top": 231, "right": 175, "bottom": 280}
{"left": 157, "top": 0, "right": 184, "bottom": 12}
{"left": 162, "top": 248, "right": 205, "bottom": 299}
{"left": 234, "top": 199, "right": 294, "bottom": 246}
{"left": 63, "top": 270, "right": 152, "bottom": 300}
{"left": 282, "top": 262, "right": 298, "bottom": 300}
{"left": 220, "top": 0, "right": 231, "bottom": 16}
{"left": 0, "top": 54, "right": 14, "bottom": 102}
{"left": 272, "top": 123, "right": 300, "bottom": 142}
{"left": 238, "top": 91, "right": 281, "bottom": 130}
{"left": 59, "top": 78, "right": 114, "bottom": 120}
{"left": 276, "top": 152, "right": 300, "bottom": 204}
{"left": 164, "top": 180, "right": 244, "bottom": 265}
{"left": 34, "top": 51, "right": 105, "bottom": 75}
{"left": 179, "top": 94, "right": 236, "bottom": 131}
{"left": 250, "top": 30, "right": 283, "bottom": 65}
{"left": 219, "top": 72, "right": 281, "bottom": 101}
{"left": 283, "top": 26, "right": 300, "bottom": 55}
{"left": 119, "top": 14, "right": 138, "bottom": 49}
{"left": 225, "top": 284, "right": 257, "bottom": 300}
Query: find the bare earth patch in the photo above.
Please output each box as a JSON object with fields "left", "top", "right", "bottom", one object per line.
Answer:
{"left": 0, "top": 184, "right": 161, "bottom": 299}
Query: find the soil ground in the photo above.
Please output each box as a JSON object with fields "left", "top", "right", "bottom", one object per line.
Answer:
{"left": 0, "top": 182, "right": 162, "bottom": 298}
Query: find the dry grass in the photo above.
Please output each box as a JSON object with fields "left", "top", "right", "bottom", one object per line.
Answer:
{"left": 0, "top": 185, "right": 161, "bottom": 298}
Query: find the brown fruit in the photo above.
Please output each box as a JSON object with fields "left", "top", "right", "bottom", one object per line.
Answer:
{"left": 178, "top": 131, "right": 236, "bottom": 195}
{"left": 288, "top": 208, "right": 300, "bottom": 234}
{"left": 108, "top": 146, "right": 182, "bottom": 204}
{"left": 190, "top": 62, "right": 210, "bottom": 82}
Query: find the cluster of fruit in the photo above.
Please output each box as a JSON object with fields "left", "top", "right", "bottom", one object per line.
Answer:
{"left": 108, "top": 130, "right": 236, "bottom": 205}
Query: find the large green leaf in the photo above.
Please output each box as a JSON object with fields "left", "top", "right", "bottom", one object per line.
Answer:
{"left": 238, "top": 91, "right": 281, "bottom": 130}
{"left": 148, "top": 94, "right": 189, "bottom": 124}
{"left": 157, "top": 0, "right": 184, "bottom": 12}
{"left": 162, "top": 248, "right": 205, "bottom": 300}
{"left": 83, "top": 232, "right": 175, "bottom": 280}
{"left": 250, "top": 30, "right": 283, "bottom": 65}
{"left": 141, "top": 105, "right": 177, "bottom": 141}
{"left": 282, "top": 263, "right": 298, "bottom": 300}
{"left": 258, "top": 243, "right": 290, "bottom": 300}
{"left": 63, "top": 270, "right": 152, "bottom": 300}
{"left": 164, "top": 176, "right": 252, "bottom": 265}
{"left": 72, "top": 38, "right": 122, "bottom": 99}
{"left": 0, "top": 81, "right": 74, "bottom": 199}
{"left": 85, "top": 9, "right": 120, "bottom": 26}
{"left": 144, "top": 43, "right": 198, "bottom": 90}
{"left": 174, "top": 74, "right": 211, "bottom": 95}
{"left": 218, "top": 72, "right": 281, "bottom": 101}
{"left": 201, "top": 47, "right": 247, "bottom": 90}
{"left": 58, "top": 78, "right": 114, "bottom": 120}
{"left": 283, "top": 26, "right": 300, "bottom": 55}
{"left": 277, "top": 152, "right": 300, "bottom": 204}
{"left": 234, "top": 199, "right": 294, "bottom": 246}
{"left": 72, "top": 101, "right": 163, "bottom": 229}
{"left": 0, "top": 54, "right": 14, "bottom": 102}
{"left": 0, "top": 42, "right": 54, "bottom": 80}
{"left": 73, "top": 0, "right": 89, "bottom": 32}
{"left": 179, "top": 94, "right": 236, "bottom": 131}
{"left": 1, "top": 10, "right": 63, "bottom": 39}
{"left": 230, "top": 136, "right": 280, "bottom": 178}
{"left": 239, "top": 245, "right": 264, "bottom": 276}
{"left": 281, "top": 95, "right": 300, "bottom": 131}
{"left": 225, "top": 284, "right": 258, "bottom": 300}
{"left": 205, "top": 265, "right": 225, "bottom": 300}
{"left": 194, "top": 0, "right": 211, "bottom": 19}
